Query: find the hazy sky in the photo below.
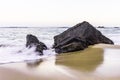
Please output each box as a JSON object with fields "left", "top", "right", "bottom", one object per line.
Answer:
{"left": 0, "top": 0, "right": 120, "bottom": 27}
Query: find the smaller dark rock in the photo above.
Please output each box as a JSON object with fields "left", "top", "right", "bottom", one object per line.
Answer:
{"left": 114, "top": 27, "right": 119, "bottom": 28}
{"left": 26, "top": 34, "right": 47, "bottom": 55}
{"left": 97, "top": 26, "right": 105, "bottom": 28}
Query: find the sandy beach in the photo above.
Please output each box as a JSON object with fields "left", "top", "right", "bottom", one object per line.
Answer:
{"left": 0, "top": 0, "right": 120, "bottom": 79}
{"left": 0, "top": 44, "right": 120, "bottom": 80}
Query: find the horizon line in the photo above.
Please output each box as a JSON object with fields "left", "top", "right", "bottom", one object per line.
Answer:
{"left": 0, "top": 26, "right": 120, "bottom": 28}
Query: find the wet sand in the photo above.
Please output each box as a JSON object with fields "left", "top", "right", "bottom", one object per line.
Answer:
{"left": 0, "top": 44, "right": 120, "bottom": 80}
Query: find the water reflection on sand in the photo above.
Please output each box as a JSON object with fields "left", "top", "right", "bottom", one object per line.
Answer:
{"left": 0, "top": 46, "right": 120, "bottom": 80}
{"left": 56, "top": 47, "right": 120, "bottom": 80}
{"left": 94, "top": 49, "right": 120, "bottom": 77}
{"left": 26, "top": 56, "right": 81, "bottom": 80}
{"left": 56, "top": 47, "right": 104, "bottom": 72}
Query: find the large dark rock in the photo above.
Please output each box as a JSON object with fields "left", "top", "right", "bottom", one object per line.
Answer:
{"left": 53, "top": 21, "right": 114, "bottom": 53}
{"left": 26, "top": 34, "right": 47, "bottom": 55}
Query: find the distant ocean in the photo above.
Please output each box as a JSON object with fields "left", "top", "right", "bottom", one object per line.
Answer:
{"left": 0, "top": 27, "right": 119, "bottom": 64}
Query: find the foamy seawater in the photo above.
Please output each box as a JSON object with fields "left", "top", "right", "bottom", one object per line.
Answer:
{"left": 0, "top": 27, "right": 66, "bottom": 64}
{"left": 0, "top": 27, "right": 119, "bottom": 64}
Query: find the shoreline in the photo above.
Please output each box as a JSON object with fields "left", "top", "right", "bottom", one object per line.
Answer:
{"left": 0, "top": 44, "right": 120, "bottom": 80}
{"left": 91, "top": 43, "right": 120, "bottom": 49}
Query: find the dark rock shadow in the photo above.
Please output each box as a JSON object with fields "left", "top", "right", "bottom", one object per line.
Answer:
{"left": 26, "top": 59, "right": 43, "bottom": 68}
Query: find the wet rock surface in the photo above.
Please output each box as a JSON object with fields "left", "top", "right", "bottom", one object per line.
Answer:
{"left": 53, "top": 21, "right": 114, "bottom": 53}
{"left": 26, "top": 34, "right": 47, "bottom": 55}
